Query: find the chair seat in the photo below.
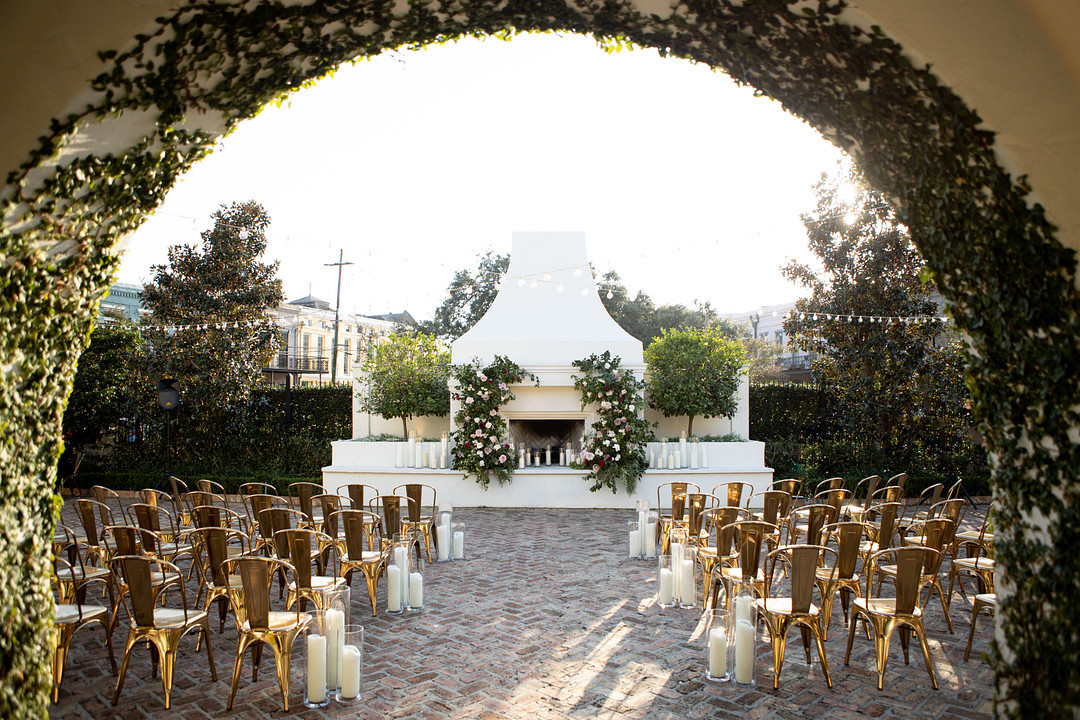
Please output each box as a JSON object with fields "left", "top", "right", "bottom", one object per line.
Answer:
{"left": 153, "top": 607, "right": 208, "bottom": 629}
{"left": 56, "top": 566, "right": 111, "bottom": 583}
{"left": 815, "top": 566, "right": 857, "bottom": 583}
{"left": 344, "top": 550, "right": 383, "bottom": 563}
{"left": 151, "top": 571, "right": 182, "bottom": 585}
{"left": 756, "top": 597, "right": 820, "bottom": 616}
{"left": 721, "top": 566, "right": 765, "bottom": 583}
{"left": 242, "top": 610, "right": 305, "bottom": 632}
{"left": 856, "top": 597, "right": 923, "bottom": 617}
{"left": 953, "top": 557, "right": 996, "bottom": 572}
{"left": 55, "top": 603, "right": 108, "bottom": 625}
{"left": 974, "top": 592, "right": 997, "bottom": 606}
{"left": 956, "top": 530, "right": 995, "bottom": 543}
{"left": 288, "top": 575, "right": 345, "bottom": 592}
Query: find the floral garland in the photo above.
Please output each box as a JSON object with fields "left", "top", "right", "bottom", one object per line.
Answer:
{"left": 572, "top": 351, "right": 654, "bottom": 494}
{"left": 451, "top": 355, "right": 536, "bottom": 489}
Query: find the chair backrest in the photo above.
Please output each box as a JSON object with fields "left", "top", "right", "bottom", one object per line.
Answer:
{"left": 112, "top": 554, "right": 185, "bottom": 627}
{"left": 333, "top": 509, "right": 382, "bottom": 559}
{"left": 853, "top": 475, "right": 883, "bottom": 510}
{"left": 684, "top": 493, "right": 718, "bottom": 538}
{"left": 288, "top": 482, "right": 324, "bottom": 524}
{"left": 886, "top": 472, "right": 908, "bottom": 493}
{"left": 702, "top": 506, "right": 749, "bottom": 556}
{"left": 753, "top": 490, "right": 792, "bottom": 527}
{"left": 265, "top": 508, "right": 308, "bottom": 558}
{"left": 104, "top": 524, "right": 143, "bottom": 557}
{"left": 197, "top": 478, "right": 227, "bottom": 494}
{"left": 945, "top": 479, "right": 964, "bottom": 500}
{"left": 342, "top": 484, "right": 379, "bottom": 511}
{"left": 245, "top": 493, "right": 282, "bottom": 540}
{"left": 766, "top": 544, "right": 833, "bottom": 613}
{"left": 313, "top": 493, "right": 345, "bottom": 537}
{"left": 772, "top": 478, "right": 803, "bottom": 498}
{"left": 277, "top": 528, "right": 334, "bottom": 588}
{"left": 91, "top": 485, "right": 127, "bottom": 523}
{"left": 192, "top": 503, "right": 237, "bottom": 528}
{"left": 815, "top": 477, "right": 845, "bottom": 494}
{"left": 370, "top": 495, "right": 418, "bottom": 539}
{"left": 393, "top": 484, "right": 436, "bottom": 522}
{"left": 822, "top": 521, "right": 867, "bottom": 579}
{"left": 226, "top": 556, "right": 298, "bottom": 631}
{"left": 915, "top": 483, "right": 945, "bottom": 514}
{"left": 712, "top": 482, "right": 753, "bottom": 508}
{"left": 189, "top": 526, "right": 247, "bottom": 587}
{"left": 239, "top": 481, "right": 278, "bottom": 497}
{"left": 814, "top": 488, "right": 851, "bottom": 516}
{"left": 731, "top": 520, "right": 777, "bottom": 581}
{"left": 906, "top": 517, "right": 953, "bottom": 574}
{"left": 790, "top": 503, "right": 838, "bottom": 545}
{"left": 867, "top": 546, "right": 938, "bottom": 614}
{"left": 75, "top": 498, "right": 110, "bottom": 545}
{"left": 869, "top": 501, "right": 905, "bottom": 550}
{"left": 871, "top": 484, "right": 904, "bottom": 504}
{"left": 166, "top": 476, "right": 190, "bottom": 519}
{"left": 657, "top": 482, "right": 700, "bottom": 517}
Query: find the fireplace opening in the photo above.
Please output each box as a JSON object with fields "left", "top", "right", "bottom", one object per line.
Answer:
{"left": 509, "top": 419, "right": 585, "bottom": 456}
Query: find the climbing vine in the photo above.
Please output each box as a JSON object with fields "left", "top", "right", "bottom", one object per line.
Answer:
{"left": 2, "top": 0, "right": 1078, "bottom": 715}
{"left": 572, "top": 352, "right": 654, "bottom": 494}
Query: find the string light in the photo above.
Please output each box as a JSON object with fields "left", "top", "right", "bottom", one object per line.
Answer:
{"left": 785, "top": 312, "right": 950, "bottom": 325}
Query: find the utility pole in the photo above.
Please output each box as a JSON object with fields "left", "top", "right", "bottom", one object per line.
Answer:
{"left": 324, "top": 249, "right": 354, "bottom": 384}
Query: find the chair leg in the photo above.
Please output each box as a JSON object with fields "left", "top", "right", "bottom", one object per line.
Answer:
{"left": 51, "top": 626, "right": 72, "bottom": 703}
{"left": 160, "top": 637, "right": 177, "bottom": 710}
{"left": 811, "top": 618, "right": 833, "bottom": 688}
{"left": 913, "top": 621, "right": 939, "bottom": 689}
{"left": 874, "top": 620, "right": 894, "bottom": 690}
{"left": 273, "top": 634, "right": 297, "bottom": 712}
{"left": 112, "top": 630, "right": 139, "bottom": 705}
{"left": 228, "top": 635, "right": 256, "bottom": 711}
{"left": 766, "top": 616, "right": 788, "bottom": 690}
{"left": 201, "top": 619, "right": 217, "bottom": 681}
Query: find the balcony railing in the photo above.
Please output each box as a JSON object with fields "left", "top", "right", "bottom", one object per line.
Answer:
{"left": 267, "top": 350, "right": 329, "bottom": 373}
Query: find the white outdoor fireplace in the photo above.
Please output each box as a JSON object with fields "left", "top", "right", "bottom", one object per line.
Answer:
{"left": 326, "top": 231, "right": 772, "bottom": 508}
{"left": 450, "top": 231, "right": 645, "bottom": 456}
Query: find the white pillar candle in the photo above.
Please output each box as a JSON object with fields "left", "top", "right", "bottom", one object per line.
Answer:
{"left": 659, "top": 568, "right": 674, "bottom": 605}
{"left": 519, "top": 452, "right": 525, "bottom": 469}
{"left": 700, "top": 444, "right": 708, "bottom": 468}
{"left": 452, "top": 530, "right": 464, "bottom": 559}
{"left": 735, "top": 619, "right": 755, "bottom": 684}
{"left": 668, "top": 452, "right": 676, "bottom": 470}
{"left": 340, "top": 645, "right": 361, "bottom": 700}
{"left": 423, "top": 450, "right": 430, "bottom": 468}
{"left": 533, "top": 454, "right": 540, "bottom": 467}
{"left": 545, "top": 447, "right": 551, "bottom": 465}
{"left": 306, "top": 633, "right": 327, "bottom": 703}
{"left": 409, "top": 572, "right": 424, "bottom": 608}
{"left": 526, "top": 449, "right": 531, "bottom": 466}
{"left": 415, "top": 443, "right": 423, "bottom": 468}
{"left": 394, "top": 546, "right": 409, "bottom": 602}
{"left": 690, "top": 442, "right": 699, "bottom": 469}
{"left": 325, "top": 609, "right": 345, "bottom": 689}
{"left": 406, "top": 437, "right": 416, "bottom": 468}
{"left": 439, "top": 452, "right": 445, "bottom": 469}
{"left": 671, "top": 542, "right": 683, "bottom": 599}
{"left": 709, "top": 627, "right": 727, "bottom": 678}
{"left": 436, "top": 525, "right": 450, "bottom": 561}
{"left": 679, "top": 435, "right": 688, "bottom": 467}
{"left": 629, "top": 529, "right": 641, "bottom": 558}
{"left": 387, "top": 565, "right": 402, "bottom": 611}
{"left": 559, "top": 449, "right": 565, "bottom": 466}
{"left": 649, "top": 449, "right": 655, "bottom": 469}
{"left": 645, "top": 522, "right": 657, "bottom": 558}
{"left": 735, "top": 595, "right": 752, "bottom": 624}
{"left": 676, "top": 449, "right": 683, "bottom": 468}
{"left": 395, "top": 443, "right": 404, "bottom": 468}
{"left": 681, "top": 557, "right": 696, "bottom": 606}
{"left": 441, "top": 435, "right": 449, "bottom": 458}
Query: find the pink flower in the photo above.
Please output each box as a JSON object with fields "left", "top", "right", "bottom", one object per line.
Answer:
{"left": 498, "top": 454, "right": 507, "bottom": 463}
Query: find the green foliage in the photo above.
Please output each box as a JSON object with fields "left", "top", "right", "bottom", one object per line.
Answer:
{"left": 3, "top": 1, "right": 1079, "bottom": 715}
{"left": 358, "top": 332, "right": 450, "bottom": 437}
{"left": 422, "top": 251, "right": 508, "bottom": 341}
{"left": 140, "top": 201, "right": 284, "bottom": 462}
{"left": 741, "top": 336, "right": 786, "bottom": 383}
{"left": 451, "top": 356, "right": 534, "bottom": 488}
{"left": 644, "top": 326, "right": 746, "bottom": 436}
{"left": 571, "top": 352, "right": 655, "bottom": 494}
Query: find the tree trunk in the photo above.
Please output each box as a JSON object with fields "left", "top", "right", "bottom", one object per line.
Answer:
{"left": 401, "top": 414, "right": 408, "bottom": 438}
{"left": 687, "top": 415, "right": 695, "bottom": 437}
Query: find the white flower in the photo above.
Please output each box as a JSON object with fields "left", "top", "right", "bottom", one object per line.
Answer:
{"left": 592, "top": 464, "right": 600, "bottom": 472}
{"left": 489, "top": 409, "right": 497, "bottom": 416}
{"left": 608, "top": 430, "right": 616, "bottom": 438}
{"left": 628, "top": 404, "right": 635, "bottom": 412}
{"left": 600, "top": 401, "right": 611, "bottom": 410}
{"left": 465, "top": 396, "right": 474, "bottom": 404}
{"left": 499, "top": 454, "right": 507, "bottom": 463}
{"left": 588, "top": 391, "right": 593, "bottom": 398}
{"left": 614, "top": 444, "right": 621, "bottom": 452}
{"left": 604, "top": 362, "right": 611, "bottom": 369}
{"left": 603, "top": 439, "right": 610, "bottom": 446}
{"left": 615, "top": 454, "right": 621, "bottom": 461}
{"left": 479, "top": 373, "right": 488, "bottom": 382}
{"left": 490, "top": 435, "right": 498, "bottom": 443}
{"left": 484, "top": 447, "right": 492, "bottom": 454}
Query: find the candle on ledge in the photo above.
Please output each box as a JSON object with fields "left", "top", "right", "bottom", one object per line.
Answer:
{"left": 340, "top": 645, "right": 361, "bottom": 700}
{"left": 559, "top": 449, "right": 565, "bottom": 466}
{"left": 690, "top": 438, "right": 699, "bottom": 469}
{"left": 406, "top": 436, "right": 416, "bottom": 468}
{"left": 441, "top": 430, "right": 449, "bottom": 458}
{"left": 533, "top": 453, "right": 540, "bottom": 467}
{"left": 668, "top": 452, "right": 676, "bottom": 470}
{"left": 415, "top": 443, "right": 423, "bottom": 468}
{"left": 395, "top": 443, "right": 404, "bottom": 468}
{"left": 306, "top": 633, "right": 327, "bottom": 704}
{"left": 700, "top": 443, "right": 708, "bottom": 468}
{"left": 679, "top": 432, "right": 688, "bottom": 467}
{"left": 676, "top": 449, "right": 683, "bottom": 469}
{"left": 545, "top": 445, "right": 551, "bottom": 465}
{"left": 422, "top": 450, "right": 430, "bottom": 468}
{"left": 439, "top": 452, "right": 445, "bottom": 469}
{"left": 708, "top": 627, "right": 727, "bottom": 679}
{"left": 526, "top": 449, "right": 532, "bottom": 466}
{"left": 649, "top": 448, "right": 655, "bottom": 469}
{"left": 519, "top": 450, "right": 525, "bottom": 469}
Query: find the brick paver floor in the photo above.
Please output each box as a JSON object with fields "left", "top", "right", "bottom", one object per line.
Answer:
{"left": 52, "top": 501, "right": 995, "bottom": 719}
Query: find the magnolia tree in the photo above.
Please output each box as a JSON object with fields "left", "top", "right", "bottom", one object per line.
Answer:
{"left": 644, "top": 326, "right": 747, "bottom": 436}
{"left": 359, "top": 332, "right": 450, "bottom": 437}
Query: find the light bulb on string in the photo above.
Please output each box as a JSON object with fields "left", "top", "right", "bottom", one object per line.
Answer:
{"left": 557, "top": 284, "right": 564, "bottom": 293}
{"left": 543, "top": 273, "right": 551, "bottom": 281}
{"left": 530, "top": 280, "right": 538, "bottom": 289}
{"left": 606, "top": 290, "right": 614, "bottom": 300}
{"left": 574, "top": 267, "right": 583, "bottom": 277}
{"left": 517, "top": 277, "right": 526, "bottom": 287}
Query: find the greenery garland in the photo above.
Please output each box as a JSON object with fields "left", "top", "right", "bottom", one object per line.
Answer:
{"left": 450, "top": 356, "right": 535, "bottom": 489}
{"left": 571, "top": 352, "right": 654, "bottom": 494}
{"left": 2, "top": 0, "right": 1080, "bottom": 714}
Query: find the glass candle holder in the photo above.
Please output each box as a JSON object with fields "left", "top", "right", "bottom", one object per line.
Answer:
{"left": 657, "top": 555, "right": 677, "bottom": 608}
{"left": 704, "top": 608, "right": 731, "bottom": 682}
{"left": 436, "top": 511, "right": 453, "bottom": 562}
{"left": 644, "top": 510, "right": 659, "bottom": 558}
{"left": 628, "top": 520, "right": 641, "bottom": 559}
{"left": 669, "top": 528, "right": 688, "bottom": 601}
{"left": 337, "top": 624, "right": 364, "bottom": 703}
{"left": 678, "top": 545, "right": 698, "bottom": 610}
{"left": 732, "top": 591, "right": 757, "bottom": 686}
{"left": 406, "top": 556, "right": 425, "bottom": 611}
{"left": 387, "top": 535, "right": 412, "bottom": 613}
{"left": 451, "top": 522, "right": 466, "bottom": 560}
{"left": 304, "top": 611, "right": 329, "bottom": 707}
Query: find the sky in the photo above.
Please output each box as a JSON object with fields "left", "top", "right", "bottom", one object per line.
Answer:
{"left": 114, "top": 31, "right": 844, "bottom": 321}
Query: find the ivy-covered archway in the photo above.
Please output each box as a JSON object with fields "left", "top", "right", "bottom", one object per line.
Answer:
{"left": 2, "top": 1, "right": 1076, "bottom": 716}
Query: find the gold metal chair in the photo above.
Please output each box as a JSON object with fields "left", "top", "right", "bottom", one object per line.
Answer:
{"left": 908, "top": 482, "right": 945, "bottom": 528}
{"left": 964, "top": 592, "right": 997, "bottom": 661}
{"left": 681, "top": 492, "right": 719, "bottom": 547}
{"left": 842, "top": 475, "right": 882, "bottom": 522}
{"left": 188, "top": 526, "right": 249, "bottom": 633}
{"left": 244, "top": 493, "right": 288, "bottom": 556}
{"left": 814, "top": 477, "right": 845, "bottom": 495}
{"left": 130, "top": 502, "right": 197, "bottom": 569}
{"left": 369, "top": 494, "right": 420, "bottom": 554}
{"left": 92, "top": 485, "right": 134, "bottom": 526}
{"left": 716, "top": 520, "right": 777, "bottom": 612}
{"left": 239, "top": 481, "right": 279, "bottom": 497}
{"left": 700, "top": 506, "right": 750, "bottom": 609}
{"left": 750, "top": 490, "right": 792, "bottom": 553}
{"left": 861, "top": 501, "right": 906, "bottom": 556}
{"left": 288, "top": 481, "right": 325, "bottom": 530}
{"left": 772, "top": 478, "right": 803, "bottom": 499}
{"left": 816, "top": 521, "right": 869, "bottom": 639}
{"left": 712, "top": 481, "right": 754, "bottom": 508}
{"left": 74, "top": 498, "right": 118, "bottom": 565}
{"left": 110, "top": 555, "right": 216, "bottom": 709}
{"left": 192, "top": 503, "right": 246, "bottom": 531}
{"left": 756, "top": 544, "right": 834, "bottom": 689}
{"left": 52, "top": 556, "right": 117, "bottom": 703}
{"left": 948, "top": 510, "right": 995, "bottom": 599}
{"left": 869, "top": 483, "right": 904, "bottom": 505}
{"left": 814, "top": 488, "right": 852, "bottom": 521}
{"left": 657, "top": 481, "right": 700, "bottom": 554}
{"left": 394, "top": 483, "right": 438, "bottom": 561}
{"left": 876, "top": 518, "right": 954, "bottom": 630}
{"left": 223, "top": 556, "right": 309, "bottom": 712}
{"left": 276, "top": 527, "right": 347, "bottom": 611}
{"left": 197, "top": 478, "right": 248, "bottom": 532}
{"left": 332, "top": 509, "right": 387, "bottom": 616}
{"left": 165, "top": 476, "right": 192, "bottom": 528}
{"left": 785, "top": 503, "right": 838, "bottom": 547}
{"left": 844, "top": 546, "right": 939, "bottom": 690}
{"left": 341, "top": 483, "right": 381, "bottom": 549}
